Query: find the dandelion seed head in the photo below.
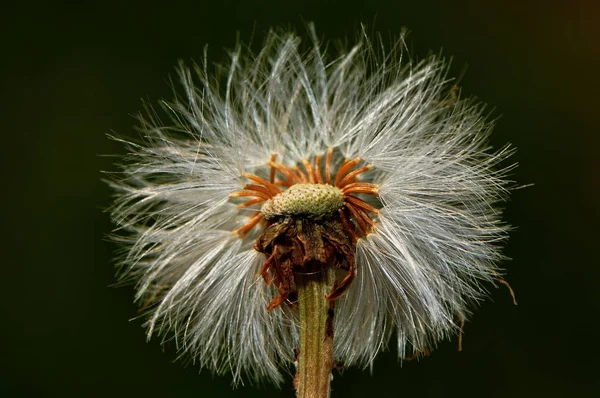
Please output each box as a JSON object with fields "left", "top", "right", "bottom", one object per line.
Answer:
{"left": 107, "top": 24, "right": 514, "bottom": 386}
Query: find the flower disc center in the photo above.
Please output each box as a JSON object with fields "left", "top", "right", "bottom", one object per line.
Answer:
{"left": 262, "top": 183, "right": 344, "bottom": 221}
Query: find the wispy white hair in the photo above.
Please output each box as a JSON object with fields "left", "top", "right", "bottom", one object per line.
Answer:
{"left": 108, "top": 25, "right": 514, "bottom": 386}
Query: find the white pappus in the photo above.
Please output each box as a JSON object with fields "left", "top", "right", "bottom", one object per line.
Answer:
{"left": 108, "top": 25, "right": 515, "bottom": 387}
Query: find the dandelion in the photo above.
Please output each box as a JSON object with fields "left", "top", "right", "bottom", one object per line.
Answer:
{"left": 108, "top": 25, "right": 514, "bottom": 397}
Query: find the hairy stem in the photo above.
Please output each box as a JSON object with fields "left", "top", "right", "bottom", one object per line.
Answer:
{"left": 295, "top": 269, "right": 335, "bottom": 398}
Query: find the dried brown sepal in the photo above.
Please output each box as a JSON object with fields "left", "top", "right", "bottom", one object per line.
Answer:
{"left": 255, "top": 217, "right": 356, "bottom": 311}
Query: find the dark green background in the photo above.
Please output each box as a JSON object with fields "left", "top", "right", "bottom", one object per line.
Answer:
{"left": 2, "top": 1, "right": 597, "bottom": 397}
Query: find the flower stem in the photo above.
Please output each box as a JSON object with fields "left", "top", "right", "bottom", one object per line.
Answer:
{"left": 295, "top": 269, "right": 335, "bottom": 398}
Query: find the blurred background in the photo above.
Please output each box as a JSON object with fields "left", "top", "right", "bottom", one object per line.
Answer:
{"left": 1, "top": 0, "right": 597, "bottom": 397}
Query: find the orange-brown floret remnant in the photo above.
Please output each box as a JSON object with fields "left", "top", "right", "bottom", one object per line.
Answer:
{"left": 230, "top": 148, "right": 379, "bottom": 239}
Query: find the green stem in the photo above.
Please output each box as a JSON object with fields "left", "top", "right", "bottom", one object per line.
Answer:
{"left": 295, "top": 269, "right": 335, "bottom": 398}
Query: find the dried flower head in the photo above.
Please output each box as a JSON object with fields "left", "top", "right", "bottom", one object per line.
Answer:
{"left": 108, "top": 25, "right": 514, "bottom": 388}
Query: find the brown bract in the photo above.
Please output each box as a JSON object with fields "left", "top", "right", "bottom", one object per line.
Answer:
{"left": 256, "top": 218, "right": 355, "bottom": 311}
